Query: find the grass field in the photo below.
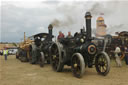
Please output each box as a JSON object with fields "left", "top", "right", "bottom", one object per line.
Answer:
{"left": 0, "top": 55, "right": 128, "bottom": 85}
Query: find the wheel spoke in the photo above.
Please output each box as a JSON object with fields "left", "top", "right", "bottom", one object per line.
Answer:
{"left": 96, "top": 53, "right": 110, "bottom": 75}
{"left": 71, "top": 53, "right": 85, "bottom": 78}
{"left": 101, "top": 66, "right": 105, "bottom": 72}
{"left": 52, "top": 46, "right": 60, "bottom": 70}
{"left": 102, "top": 66, "right": 106, "bottom": 71}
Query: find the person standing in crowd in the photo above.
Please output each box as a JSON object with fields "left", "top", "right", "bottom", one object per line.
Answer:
{"left": 124, "top": 46, "right": 128, "bottom": 65}
{"left": 3, "top": 48, "right": 9, "bottom": 60}
{"left": 0, "top": 50, "right": 2, "bottom": 55}
{"left": 66, "top": 31, "right": 73, "bottom": 38}
{"left": 114, "top": 45, "right": 122, "bottom": 67}
{"left": 57, "top": 31, "right": 65, "bottom": 40}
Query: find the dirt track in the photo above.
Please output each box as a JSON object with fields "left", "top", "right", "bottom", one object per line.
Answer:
{"left": 0, "top": 55, "right": 128, "bottom": 85}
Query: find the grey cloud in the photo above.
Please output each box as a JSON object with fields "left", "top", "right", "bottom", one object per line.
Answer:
{"left": 1, "top": 1, "right": 128, "bottom": 42}
{"left": 107, "top": 24, "right": 128, "bottom": 35}
{"left": 42, "top": 0, "right": 60, "bottom": 5}
{"left": 1, "top": 3, "right": 58, "bottom": 42}
{"left": 51, "top": 1, "right": 128, "bottom": 36}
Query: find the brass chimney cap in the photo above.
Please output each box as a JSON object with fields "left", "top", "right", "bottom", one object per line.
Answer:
{"left": 85, "top": 12, "right": 92, "bottom": 19}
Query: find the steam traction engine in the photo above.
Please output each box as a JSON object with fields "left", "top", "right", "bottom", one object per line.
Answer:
{"left": 50, "top": 12, "right": 110, "bottom": 78}
{"left": 95, "top": 31, "right": 128, "bottom": 59}
{"left": 16, "top": 32, "right": 33, "bottom": 62}
{"left": 16, "top": 24, "right": 54, "bottom": 67}
{"left": 106, "top": 31, "right": 128, "bottom": 59}
{"left": 29, "top": 24, "right": 54, "bottom": 67}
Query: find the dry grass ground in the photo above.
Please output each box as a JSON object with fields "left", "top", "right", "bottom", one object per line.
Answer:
{"left": 0, "top": 55, "right": 128, "bottom": 85}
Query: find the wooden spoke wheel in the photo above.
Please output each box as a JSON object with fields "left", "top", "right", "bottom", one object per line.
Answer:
{"left": 95, "top": 52, "right": 110, "bottom": 76}
{"left": 50, "top": 43, "right": 64, "bottom": 72}
{"left": 20, "top": 50, "right": 28, "bottom": 62}
{"left": 71, "top": 53, "right": 85, "bottom": 78}
{"left": 28, "top": 45, "right": 32, "bottom": 63}
{"left": 39, "top": 52, "right": 45, "bottom": 67}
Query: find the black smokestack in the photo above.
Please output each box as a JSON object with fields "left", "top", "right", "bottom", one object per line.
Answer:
{"left": 48, "top": 24, "right": 53, "bottom": 41}
{"left": 85, "top": 12, "right": 92, "bottom": 40}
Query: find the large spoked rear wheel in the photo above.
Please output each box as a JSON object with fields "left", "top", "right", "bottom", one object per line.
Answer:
{"left": 20, "top": 56, "right": 28, "bottom": 62}
{"left": 20, "top": 51, "right": 28, "bottom": 62}
{"left": 95, "top": 51, "right": 110, "bottom": 76}
{"left": 28, "top": 51, "right": 32, "bottom": 63}
{"left": 30, "top": 44, "right": 37, "bottom": 64}
{"left": 39, "top": 52, "right": 45, "bottom": 67}
{"left": 71, "top": 53, "right": 85, "bottom": 78}
{"left": 50, "top": 43, "right": 64, "bottom": 72}
{"left": 28, "top": 45, "right": 32, "bottom": 63}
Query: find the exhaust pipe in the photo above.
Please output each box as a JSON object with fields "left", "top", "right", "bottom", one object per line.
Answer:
{"left": 48, "top": 24, "right": 53, "bottom": 41}
{"left": 85, "top": 12, "right": 92, "bottom": 41}
{"left": 24, "top": 32, "right": 26, "bottom": 42}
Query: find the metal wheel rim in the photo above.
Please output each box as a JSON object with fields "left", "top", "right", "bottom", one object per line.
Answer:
{"left": 51, "top": 44, "right": 60, "bottom": 70}
{"left": 72, "top": 56, "right": 81, "bottom": 75}
{"left": 71, "top": 53, "right": 85, "bottom": 78}
{"left": 97, "top": 55, "right": 108, "bottom": 73}
{"left": 95, "top": 52, "right": 110, "bottom": 76}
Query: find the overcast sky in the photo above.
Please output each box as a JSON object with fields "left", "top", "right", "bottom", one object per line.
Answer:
{"left": 0, "top": 0, "right": 128, "bottom": 42}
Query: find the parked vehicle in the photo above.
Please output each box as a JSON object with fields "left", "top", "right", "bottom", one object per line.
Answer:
{"left": 8, "top": 48, "right": 18, "bottom": 55}
{"left": 17, "top": 24, "right": 54, "bottom": 67}
{"left": 50, "top": 12, "right": 110, "bottom": 78}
